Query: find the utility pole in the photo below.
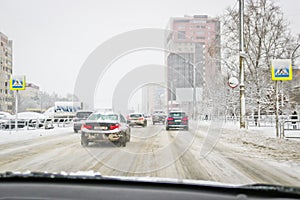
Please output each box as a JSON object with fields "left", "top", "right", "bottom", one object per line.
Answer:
{"left": 239, "top": 0, "right": 246, "bottom": 128}
{"left": 15, "top": 90, "right": 18, "bottom": 132}
{"left": 193, "top": 64, "right": 196, "bottom": 120}
{"left": 275, "top": 80, "right": 279, "bottom": 137}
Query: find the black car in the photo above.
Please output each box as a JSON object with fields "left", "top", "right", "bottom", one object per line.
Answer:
{"left": 73, "top": 110, "right": 93, "bottom": 133}
{"left": 166, "top": 111, "right": 189, "bottom": 131}
{"left": 81, "top": 112, "right": 131, "bottom": 147}
{"left": 152, "top": 111, "right": 167, "bottom": 125}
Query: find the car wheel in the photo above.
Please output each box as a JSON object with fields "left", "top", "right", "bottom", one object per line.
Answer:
{"left": 122, "top": 138, "right": 126, "bottom": 147}
{"left": 185, "top": 126, "right": 189, "bottom": 131}
{"left": 166, "top": 126, "right": 169, "bottom": 131}
{"left": 126, "top": 133, "right": 131, "bottom": 142}
{"left": 153, "top": 122, "right": 155, "bottom": 125}
{"left": 81, "top": 138, "right": 89, "bottom": 147}
{"left": 74, "top": 129, "right": 78, "bottom": 133}
{"left": 115, "top": 141, "right": 120, "bottom": 147}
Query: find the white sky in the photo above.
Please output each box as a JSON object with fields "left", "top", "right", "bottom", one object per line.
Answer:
{"left": 0, "top": 0, "right": 299, "bottom": 108}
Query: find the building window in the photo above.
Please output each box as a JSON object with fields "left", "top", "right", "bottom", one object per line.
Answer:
{"left": 192, "top": 20, "right": 206, "bottom": 24}
{"left": 196, "top": 31, "right": 205, "bottom": 35}
{"left": 5, "top": 89, "right": 8, "bottom": 94}
{"left": 178, "top": 31, "right": 186, "bottom": 39}
{"left": 177, "top": 26, "right": 185, "bottom": 30}
{"left": 4, "top": 82, "right": 7, "bottom": 87}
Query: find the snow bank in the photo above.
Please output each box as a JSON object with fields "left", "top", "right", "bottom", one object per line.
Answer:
{"left": 0, "top": 127, "right": 73, "bottom": 145}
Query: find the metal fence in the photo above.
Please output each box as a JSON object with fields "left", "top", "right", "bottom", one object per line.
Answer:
{"left": 281, "top": 120, "right": 300, "bottom": 138}
{"left": 0, "top": 117, "right": 73, "bottom": 131}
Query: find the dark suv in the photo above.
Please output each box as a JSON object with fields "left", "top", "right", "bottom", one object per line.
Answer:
{"left": 73, "top": 110, "right": 93, "bottom": 133}
{"left": 166, "top": 111, "right": 189, "bottom": 131}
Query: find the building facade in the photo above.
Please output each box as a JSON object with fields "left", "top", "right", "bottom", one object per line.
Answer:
{"left": 165, "top": 15, "right": 221, "bottom": 114}
{"left": 142, "top": 85, "right": 166, "bottom": 114}
{"left": 0, "top": 32, "right": 13, "bottom": 113}
{"left": 18, "top": 83, "right": 41, "bottom": 112}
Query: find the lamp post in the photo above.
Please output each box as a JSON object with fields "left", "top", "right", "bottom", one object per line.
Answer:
{"left": 179, "top": 58, "right": 205, "bottom": 119}
{"left": 239, "top": 0, "right": 246, "bottom": 128}
{"left": 185, "top": 60, "right": 204, "bottom": 120}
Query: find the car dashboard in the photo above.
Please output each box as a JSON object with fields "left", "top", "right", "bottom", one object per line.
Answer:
{"left": 0, "top": 175, "right": 299, "bottom": 200}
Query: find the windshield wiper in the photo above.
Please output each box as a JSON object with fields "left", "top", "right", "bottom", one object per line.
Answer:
{"left": 0, "top": 171, "right": 103, "bottom": 180}
{"left": 241, "top": 183, "right": 300, "bottom": 196}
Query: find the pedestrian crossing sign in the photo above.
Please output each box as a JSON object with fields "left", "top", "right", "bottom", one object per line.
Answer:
{"left": 10, "top": 75, "right": 26, "bottom": 90}
{"left": 271, "top": 59, "right": 292, "bottom": 81}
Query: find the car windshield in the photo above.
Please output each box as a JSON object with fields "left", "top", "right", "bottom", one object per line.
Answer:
{"left": 1, "top": 0, "right": 300, "bottom": 192}
{"left": 169, "top": 112, "right": 186, "bottom": 117}
{"left": 76, "top": 112, "right": 92, "bottom": 119}
{"left": 130, "top": 114, "right": 142, "bottom": 118}
{"left": 153, "top": 111, "right": 165, "bottom": 114}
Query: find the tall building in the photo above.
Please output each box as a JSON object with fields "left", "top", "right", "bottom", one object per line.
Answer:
{"left": 165, "top": 15, "right": 221, "bottom": 114}
{"left": 0, "top": 32, "right": 13, "bottom": 113}
{"left": 142, "top": 85, "right": 166, "bottom": 114}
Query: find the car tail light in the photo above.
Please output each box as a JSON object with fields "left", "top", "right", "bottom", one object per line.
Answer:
{"left": 82, "top": 124, "right": 92, "bottom": 130}
{"left": 138, "top": 117, "right": 144, "bottom": 120}
{"left": 167, "top": 117, "right": 174, "bottom": 121}
{"left": 182, "top": 117, "right": 188, "bottom": 121}
{"left": 110, "top": 123, "right": 120, "bottom": 130}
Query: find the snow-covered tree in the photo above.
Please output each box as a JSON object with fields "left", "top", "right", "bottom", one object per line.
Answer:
{"left": 221, "top": 0, "right": 298, "bottom": 121}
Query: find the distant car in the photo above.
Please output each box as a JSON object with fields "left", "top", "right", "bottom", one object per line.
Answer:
{"left": 0, "top": 111, "right": 13, "bottom": 129}
{"left": 127, "top": 113, "right": 147, "bottom": 127}
{"left": 73, "top": 110, "right": 93, "bottom": 133}
{"left": 81, "top": 112, "right": 130, "bottom": 147}
{"left": 166, "top": 111, "right": 189, "bottom": 131}
{"left": 152, "top": 110, "right": 167, "bottom": 125}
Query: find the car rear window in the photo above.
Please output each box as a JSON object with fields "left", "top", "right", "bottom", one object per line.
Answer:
{"left": 88, "top": 114, "right": 118, "bottom": 121}
{"left": 169, "top": 112, "right": 186, "bottom": 117}
{"left": 76, "top": 112, "right": 93, "bottom": 119}
{"left": 130, "top": 114, "right": 142, "bottom": 118}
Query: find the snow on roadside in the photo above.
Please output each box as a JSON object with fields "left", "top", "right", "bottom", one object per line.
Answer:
{"left": 219, "top": 121, "right": 300, "bottom": 162}
{"left": 0, "top": 126, "right": 73, "bottom": 145}
{"left": 193, "top": 120, "right": 300, "bottom": 161}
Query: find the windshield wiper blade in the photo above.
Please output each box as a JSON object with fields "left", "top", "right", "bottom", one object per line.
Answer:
{"left": 241, "top": 183, "right": 300, "bottom": 195}
{"left": 0, "top": 171, "right": 103, "bottom": 180}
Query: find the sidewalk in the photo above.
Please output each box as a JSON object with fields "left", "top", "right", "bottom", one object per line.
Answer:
{"left": 191, "top": 120, "right": 300, "bottom": 161}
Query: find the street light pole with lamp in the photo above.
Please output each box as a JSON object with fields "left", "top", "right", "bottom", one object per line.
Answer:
{"left": 168, "top": 52, "right": 219, "bottom": 120}
{"left": 184, "top": 60, "right": 205, "bottom": 120}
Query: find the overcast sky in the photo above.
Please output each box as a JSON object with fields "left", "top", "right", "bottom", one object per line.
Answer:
{"left": 0, "top": 0, "right": 299, "bottom": 108}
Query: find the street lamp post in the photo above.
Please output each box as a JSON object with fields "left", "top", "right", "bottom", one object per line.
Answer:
{"left": 185, "top": 60, "right": 204, "bottom": 120}
{"left": 168, "top": 52, "right": 207, "bottom": 119}
{"left": 239, "top": 0, "right": 246, "bottom": 128}
{"left": 193, "top": 63, "right": 196, "bottom": 119}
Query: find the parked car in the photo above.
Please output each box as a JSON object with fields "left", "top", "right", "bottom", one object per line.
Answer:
{"left": 0, "top": 111, "right": 14, "bottom": 129}
{"left": 73, "top": 110, "right": 93, "bottom": 133}
{"left": 152, "top": 110, "right": 167, "bottom": 125}
{"left": 127, "top": 113, "right": 147, "bottom": 127}
{"left": 166, "top": 111, "right": 189, "bottom": 131}
{"left": 81, "top": 112, "right": 130, "bottom": 147}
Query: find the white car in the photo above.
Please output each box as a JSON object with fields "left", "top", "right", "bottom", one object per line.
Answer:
{"left": 127, "top": 113, "right": 147, "bottom": 127}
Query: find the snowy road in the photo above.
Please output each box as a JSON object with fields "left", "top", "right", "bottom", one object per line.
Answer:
{"left": 0, "top": 123, "right": 299, "bottom": 186}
